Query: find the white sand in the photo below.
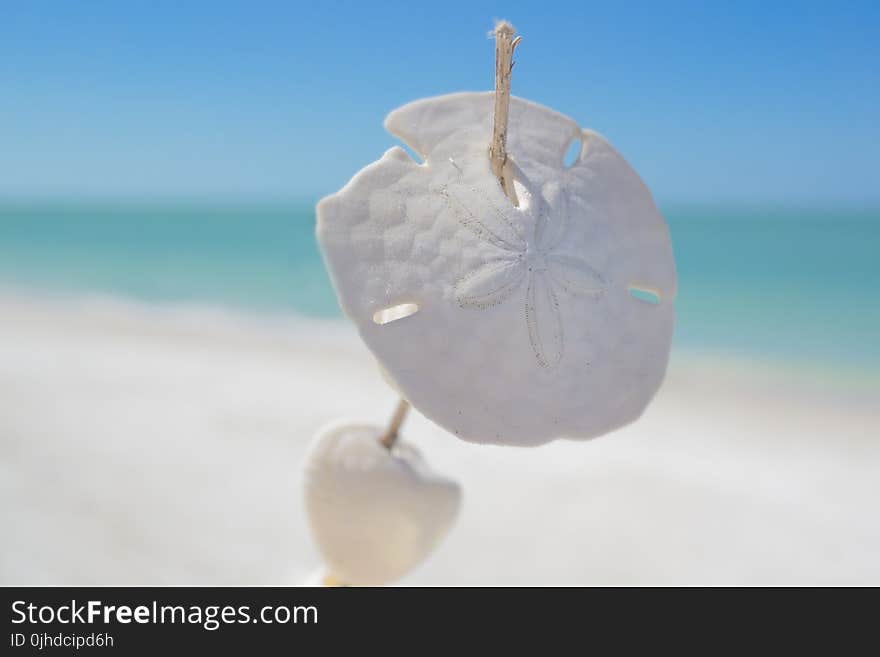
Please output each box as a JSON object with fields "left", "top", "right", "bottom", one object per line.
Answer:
{"left": 1, "top": 292, "right": 878, "bottom": 585}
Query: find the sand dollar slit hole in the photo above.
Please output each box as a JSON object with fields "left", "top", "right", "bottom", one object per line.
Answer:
{"left": 373, "top": 302, "right": 420, "bottom": 325}
{"left": 511, "top": 178, "right": 531, "bottom": 211}
{"left": 628, "top": 286, "right": 661, "bottom": 305}
{"left": 563, "top": 137, "right": 581, "bottom": 168}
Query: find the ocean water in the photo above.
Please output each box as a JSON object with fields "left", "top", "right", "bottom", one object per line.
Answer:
{"left": 1, "top": 201, "right": 878, "bottom": 373}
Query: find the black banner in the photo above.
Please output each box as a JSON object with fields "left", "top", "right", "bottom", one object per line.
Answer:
{"left": 0, "top": 586, "right": 869, "bottom": 653}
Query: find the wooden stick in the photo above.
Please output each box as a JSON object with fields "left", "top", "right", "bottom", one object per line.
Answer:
{"left": 489, "top": 20, "right": 521, "bottom": 206}
{"left": 378, "top": 398, "right": 410, "bottom": 450}
{"left": 377, "top": 24, "right": 519, "bottom": 452}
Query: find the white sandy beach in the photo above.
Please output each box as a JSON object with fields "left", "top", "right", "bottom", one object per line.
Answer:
{"left": 1, "top": 291, "right": 878, "bottom": 585}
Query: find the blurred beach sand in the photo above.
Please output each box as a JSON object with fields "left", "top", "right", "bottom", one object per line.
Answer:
{"left": 2, "top": 292, "right": 878, "bottom": 585}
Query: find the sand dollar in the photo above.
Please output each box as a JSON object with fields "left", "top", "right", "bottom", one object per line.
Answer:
{"left": 317, "top": 92, "right": 676, "bottom": 445}
{"left": 303, "top": 422, "right": 461, "bottom": 586}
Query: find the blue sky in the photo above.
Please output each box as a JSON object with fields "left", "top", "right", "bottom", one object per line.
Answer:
{"left": 1, "top": 0, "right": 878, "bottom": 204}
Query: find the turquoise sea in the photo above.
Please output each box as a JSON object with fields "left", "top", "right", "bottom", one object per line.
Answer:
{"left": 1, "top": 202, "right": 878, "bottom": 374}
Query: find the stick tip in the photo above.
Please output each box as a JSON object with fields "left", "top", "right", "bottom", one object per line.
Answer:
{"left": 492, "top": 19, "right": 516, "bottom": 37}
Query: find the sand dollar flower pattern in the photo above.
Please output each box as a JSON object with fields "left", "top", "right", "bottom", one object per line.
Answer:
{"left": 441, "top": 183, "right": 607, "bottom": 368}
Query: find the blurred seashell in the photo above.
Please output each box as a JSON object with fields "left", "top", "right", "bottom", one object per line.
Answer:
{"left": 303, "top": 421, "right": 461, "bottom": 586}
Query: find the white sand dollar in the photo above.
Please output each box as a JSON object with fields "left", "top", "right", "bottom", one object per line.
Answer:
{"left": 303, "top": 422, "right": 461, "bottom": 586}
{"left": 317, "top": 92, "right": 676, "bottom": 446}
